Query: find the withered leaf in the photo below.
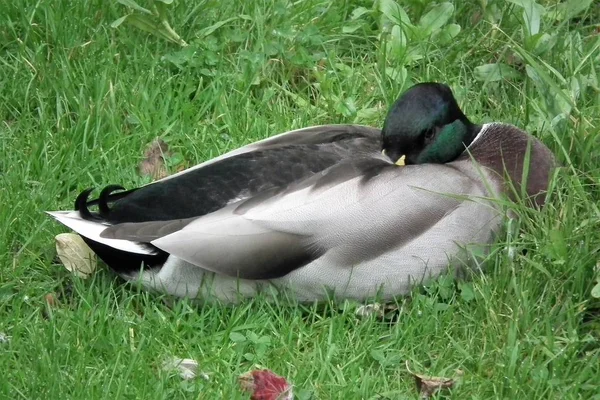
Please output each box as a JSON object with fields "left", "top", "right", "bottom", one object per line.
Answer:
{"left": 406, "top": 361, "right": 462, "bottom": 399}
{"left": 162, "top": 357, "right": 209, "bottom": 381}
{"left": 356, "top": 303, "right": 398, "bottom": 317}
{"left": 45, "top": 293, "right": 58, "bottom": 307}
{"left": 0, "top": 332, "right": 10, "bottom": 344}
{"left": 139, "top": 138, "right": 171, "bottom": 180}
{"left": 55, "top": 233, "right": 97, "bottom": 278}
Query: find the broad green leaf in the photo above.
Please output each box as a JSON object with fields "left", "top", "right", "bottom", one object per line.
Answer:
{"left": 530, "top": 33, "right": 557, "bottom": 55}
{"left": 198, "top": 17, "right": 237, "bottom": 37}
{"left": 507, "top": 0, "right": 545, "bottom": 36}
{"left": 117, "top": 0, "right": 152, "bottom": 15}
{"left": 404, "top": 47, "right": 424, "bottom": 64}
{"left": 435, "top": 23, "right": 461, "bottom": 44}
{"left": 246, "top": 331, "right": 259, "bottom": 343}
{"left": 443, "top": 23, "right": 461, "bottom": 38}
{"left": 525, "top": 2, "right": 545, "bottom": 36}
{"left": 379, "top": 0, "right": 411, "bottom": 26}
{"left": 256, "top": 335, "right": 271, "bottom": 345}
{"left": 554, "top": 0, "right": 593, "bottom": 21}
{"left": 125, "top": 13, "right": 159, "bottom": 34}
{"left": 229, "top": 332, "right": 246, "bottom": 343}
{"left": 156, "top": 0, "right": 174, "bottom": 3}
{"left": 549, "top": 229, "right": 568, "bottom": 260}
{"left": 342, "top": 24, "right": 363, "bottom": 33}
{"left": 355, "top": 107, "right": 380, "bottom": 122}
{"left": 506, "top": 0, "right": 530, "bottom": 7}
{"left": 389, "top": 24, "right": 407, "bottom": 57}
{"left": 458, "top": 282, "right": 475, "bottom": 302}
{"left": 418, "top": 2, "right": 454, "bottom": 36}
{"left": 125, "top": 14, "right": 183, "bottom": 45}
{"left": 474, "top": 63, "right": 521, "bottom": 82}
{"left": 555, "top": 89, "right": 573, "bottom": 116}
{"left": 484, "top": 3, "right": 503, "bottom": 24}
{"left": 592, "top": 281, "right": 600, "bottom": 299}
{"left": 161, "top": 47, "right": 197, "bottom": 68}
{"left": 154, "top": 1, "right": 168, "bottom": 19}
{"left": 370, "top": 349, "right": 386, "bottom": 363}
{"left": 110, "top": 15, "right": 129, "bottom": 28}
{"left": 335, "top": 97, "right": 357, "bottom": 117}
{"left": 525, "top": 64, "right": 543, "bottom": 85}
{"left": 350, "top": 7, "right": 370, "bottom": 20}
{"left": 585, "top": 62, "right": 598, "bottom": 90}
{"left": 385, "top": 66, "right": 408, "bottom": 85}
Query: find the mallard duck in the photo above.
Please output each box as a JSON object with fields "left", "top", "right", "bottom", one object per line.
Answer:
{"left": 48, "top": 83, "right": 556, "bottom": 303}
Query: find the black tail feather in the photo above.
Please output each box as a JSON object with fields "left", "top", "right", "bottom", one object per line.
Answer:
{"left": 98, "top": 185, "right": 126, "bottom": 218}
{"left": 75, "top": 188, "right": 102, "bottom": 221}
{"left": 85, "top": 187, "right": 137, "bottom": 208}
{"left": 75, "top": 185, "right": 137, "bottom": 221}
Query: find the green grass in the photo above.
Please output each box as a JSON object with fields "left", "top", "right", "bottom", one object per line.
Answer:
{"left": 1, "top": 0, "right": 599, "bottom": 398}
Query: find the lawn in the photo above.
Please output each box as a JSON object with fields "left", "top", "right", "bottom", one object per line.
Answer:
{"left": 1, "top": 0, "right": 599, "bottom": 398}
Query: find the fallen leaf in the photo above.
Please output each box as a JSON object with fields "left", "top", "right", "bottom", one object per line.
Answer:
{"left": 41, "top": 292, "right": 60, "bottom": 320}
{"left": 356, "top": 303, "right": 381, "bottom": 317}
{"left": 406, "top": 361, "right": 461, "bottom": 399}
{"left": 355, "top": 302, "right": 400, "bottom": 321}
{"left": 239, "top": 369, "right": 293, "bottom": 400}
{"left": 55, "top": 233, "right": 97, "bottom": 278}
{"left": 45, "top": 293, "right": 58, "bottom": 307}
{"left": 139, "top": 138, "right": 171, "bottom": 180}
{"left": 0, "top": 332, "right": 10, "bottom": 344}
{"left": 162, "top": 357, "right": 208, "bottom": 381}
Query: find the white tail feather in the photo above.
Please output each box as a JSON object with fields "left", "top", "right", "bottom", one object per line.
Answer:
{"left": 46, "top": 211, "right": 155, "bottom": 255}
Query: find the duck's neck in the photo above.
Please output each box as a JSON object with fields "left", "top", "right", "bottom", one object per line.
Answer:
{"left": 460, "top": 123, "right": 556, "bottom": 207}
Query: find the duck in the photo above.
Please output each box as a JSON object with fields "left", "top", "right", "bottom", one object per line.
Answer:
{"left": 47, "top": 82, "right": 556, "bottom": 303}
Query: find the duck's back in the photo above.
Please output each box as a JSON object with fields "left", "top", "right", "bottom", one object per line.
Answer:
{"left": 90, "top": 126, "right": 382, "bottom": 224}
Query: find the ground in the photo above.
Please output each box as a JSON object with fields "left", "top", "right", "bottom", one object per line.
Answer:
{"left": 1, "top": 0, "right": 599, "bottom": 398}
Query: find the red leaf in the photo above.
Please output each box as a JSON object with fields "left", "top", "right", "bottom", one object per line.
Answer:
{"left": 239, "top": 369, "right": 293, "bottom": 400}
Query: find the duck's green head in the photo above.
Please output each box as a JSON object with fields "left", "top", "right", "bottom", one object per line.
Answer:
{"left": 381, "top": 82, "right": 481, "bottom": 165}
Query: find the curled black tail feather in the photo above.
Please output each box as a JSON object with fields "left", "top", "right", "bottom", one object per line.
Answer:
{"left": 85, "top": 187, "right": 136, "bottom": 208}
{"left": 75, "top": 185, "right": 136, "bottom": 221}
{"left": 98, "top": 185, "right": 125, "bottom": 218}
{"left": 75, "top": 188, "right": 102, "bottom": 221}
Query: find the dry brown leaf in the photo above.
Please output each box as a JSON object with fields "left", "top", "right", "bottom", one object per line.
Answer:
{"left": 55, "top": 233, "right": 97, "bottom": 278}
{"left": 355, "top": 303, "right": 384, "bottom": 318}
{"left": 355, "top": 303, "right": 399, "bottom": 319}
{"left": 355, "top": 303, "right": 401, "bottom": 324}
{"left": 45, "top": 293, "right": 58, "bottom": 307}
{"left": 139, "top": 138, "right": 171, "bottom": 180}
{"left": 406, "top": 361, "right": 462, "bottom": 399}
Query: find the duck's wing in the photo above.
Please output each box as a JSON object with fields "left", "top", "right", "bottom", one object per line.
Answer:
{"left": 155, "top": 124, "right": 381, "bottom": 183}
{"left": 81, "top": 124, "right": 382, "bottom": 224}
{"left": 100, "top": 157, "right": 499, "bottom": 280}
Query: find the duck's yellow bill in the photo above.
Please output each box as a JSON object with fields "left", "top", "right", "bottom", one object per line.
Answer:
{"left": 382, "top": 150, "right": 406, "bottom": 166}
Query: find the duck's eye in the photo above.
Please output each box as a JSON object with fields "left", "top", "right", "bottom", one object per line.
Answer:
{"left": 424, "top": 128, "right": 437, "bottom": 141}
